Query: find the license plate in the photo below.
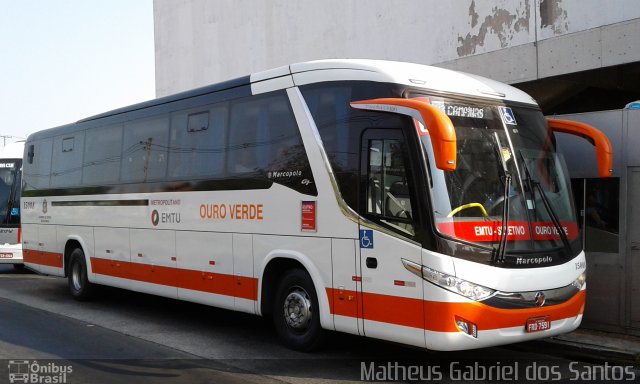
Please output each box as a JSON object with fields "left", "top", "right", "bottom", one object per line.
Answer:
{"left": 0, "top": 253, "right": 12, "bottom": 259}
{"left": 525, "top": 316, "right": 551, "bottom": 333}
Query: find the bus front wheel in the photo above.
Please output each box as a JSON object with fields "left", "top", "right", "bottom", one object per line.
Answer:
{"left": 272, "top": 268, "right": 324, "bottom": 351}
{"left": 68, "top": 248, "right": 94, "bottom": 301}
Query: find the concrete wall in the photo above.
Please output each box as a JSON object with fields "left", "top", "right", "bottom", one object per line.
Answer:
{"left": 154, "top": 0, "right": 640, "bottom": 96}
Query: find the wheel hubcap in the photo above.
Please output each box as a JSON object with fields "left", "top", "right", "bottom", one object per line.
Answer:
{"left": 283, "top": 287, "right": 312, "bottom": 330}
{"left": 72, "top": 262, "right": 82, "bottom": 291}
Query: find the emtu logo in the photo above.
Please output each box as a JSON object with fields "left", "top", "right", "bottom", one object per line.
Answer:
{"left": 151, "top": 210, "right": 160, "bottom": 226}
{"left": 42, "top": 199, "right": 48, "bottom": 214}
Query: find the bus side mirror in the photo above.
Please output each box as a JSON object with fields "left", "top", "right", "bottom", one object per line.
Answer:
{"left": 350, "top": 98, "right": 457, "bottom": 171}
{"left": 547, "top": 118, "right": 613, "bottom": 178}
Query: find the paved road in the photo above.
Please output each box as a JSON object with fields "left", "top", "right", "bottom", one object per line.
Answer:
{"left": 0, "top": 265, "right": 637, "bottom": 383}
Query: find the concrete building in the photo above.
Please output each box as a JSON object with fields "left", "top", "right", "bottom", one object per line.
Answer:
{"left": 153, "top": 0, "right": 640, "bottom": 334}
{"left": 153, "top": 0, "right": 640, "bottom": 114}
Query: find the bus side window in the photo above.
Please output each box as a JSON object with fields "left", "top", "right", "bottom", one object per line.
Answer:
{"left": 121, "top": 116, "right": 170, "bottom": 183}
{"left": 83, "top": 125, "right": 122, "bottom": 185}
{"left": 227, "top": 93, "right": 300, "bottom": 175}
{"left": 24, "top": 139, "right": 53, "bottom": 190}
{"left": 52, "top": 134, "right": 84, "bottom": 188}
{"left": 365, "top": 137, "right": 415, "bottom": 236}
{"left": 226, "top": 91, "right": 316, "bottom": 195}
{"left": 228, "top": 99, "right": 262, "bottom": 174}
{"left": 168, "top": 105, "right": 227, "bottom": 179}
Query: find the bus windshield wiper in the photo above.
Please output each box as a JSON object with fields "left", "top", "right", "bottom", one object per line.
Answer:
{"left": 492, "top": 133, "right": 510, "bottom": 263}
{"left": 534, "top": 181, "right": 572, "bottom": 257}
{"left": 518, "top": 151, "right": 572, "bottom": 257}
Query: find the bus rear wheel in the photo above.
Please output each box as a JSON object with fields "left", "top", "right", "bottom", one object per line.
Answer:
{"left": 273, "top": 268, "right": 324, "bottom": 351}
{"left": 68, "top": 248, "right": 94, "bottom": 301}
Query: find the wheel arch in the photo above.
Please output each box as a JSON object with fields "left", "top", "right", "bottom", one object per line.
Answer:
{"left": 258, "top": 250, "right": 332, "bottom": 330}
{"left": 63, "top": 236, "right": 91, "bottom": 278}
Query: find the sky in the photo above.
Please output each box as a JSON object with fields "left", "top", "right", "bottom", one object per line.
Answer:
{"left": 0, "top": 0, "right": 155, "bottom": 143}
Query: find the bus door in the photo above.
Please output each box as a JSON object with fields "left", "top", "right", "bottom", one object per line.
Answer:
{"left": 358, "top": 129, "right": 425, "bottom": 347}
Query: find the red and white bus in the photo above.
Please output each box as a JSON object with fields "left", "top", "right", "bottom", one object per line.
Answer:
{"left": 0, "top": 141, "right": 24, "bottom": 269}
{"left": 22, "top": 60, "right": 611, "bottom": 351}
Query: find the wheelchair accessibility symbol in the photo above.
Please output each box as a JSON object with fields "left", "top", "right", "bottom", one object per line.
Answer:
{"left": 498, "top": 106, "right": 517, "bottom": 125}
{"left": 359, "top": 229, "right": 374, "bottom": 249}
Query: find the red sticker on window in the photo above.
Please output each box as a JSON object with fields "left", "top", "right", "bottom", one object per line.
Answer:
{"left": 411, "top": 97, "right": 431, "bottom": 137}
{"left": 436, "top": 221, "right": 579, "bottom": 242}
{"left": 301, "top": 201, "right": 317, "bottom": 232}
{"left": 414, "top": 118, "right": 429, "bottom": 136}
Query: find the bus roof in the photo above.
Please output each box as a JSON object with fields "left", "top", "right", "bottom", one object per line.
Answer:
{"left": 286, "top": 59, "right": 537, "bottom": 105}
{"left": 29, "top": 59, "right": 538, "bottom": 140}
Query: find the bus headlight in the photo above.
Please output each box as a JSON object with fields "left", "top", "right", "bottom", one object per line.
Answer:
{"left": 402, "top": 259, "right": 495, "bottom": 301}
{"left": 571, "top": 272, "right": 587, "bottom": 290}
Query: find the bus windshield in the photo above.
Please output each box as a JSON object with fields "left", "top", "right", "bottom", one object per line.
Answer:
{"left": 0, "top": 160, "right": 21, "bottom": 226}
{"left": 423, "top": 97, "right": 579, "bottom": 255}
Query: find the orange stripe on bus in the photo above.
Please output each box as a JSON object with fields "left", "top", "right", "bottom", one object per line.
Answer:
{"left": 24, "top": 254, "right": 257, "bottom": 301}
{"left": 362, "top": 291, "right": 425, "bottom": 329}
{"left": 23, "top": 249, "right": 63, "bottom": 268}
{"left": 326, "top": 288, "right": 423, "bottom": 328}
{"left": 23, "top": 249, "right": 39, "bottom": 264}
{"left": 89, "top": 257, "right": 258, "bottom": 301}
{"left": 423, "top": 290, "right": 585, "bottom": 332}
{"left": 327, "top": 288, "right": 585, "bottom": 332}
{"left": 326, "top": 287, "right": 360, "bottom": 319}
{"left": 25, "top": 252, "right": 585, "bottom": 332}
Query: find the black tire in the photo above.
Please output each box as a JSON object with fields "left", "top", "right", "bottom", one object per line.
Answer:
{"left": 67, "top": 248, "right": 94, "bottom": 301}
{"left": 272, "top": 268, "right": 324, "bottom": 351}
{"left": 12, "top": 264, "right": 25, "bottom": 271}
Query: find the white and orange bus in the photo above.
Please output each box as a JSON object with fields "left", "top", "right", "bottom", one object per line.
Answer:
{"left": 0, "top": 141, "right": 24, "bottom": 269}
{"left": 22, "top": 60, "right": 612, "bottom": 351}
